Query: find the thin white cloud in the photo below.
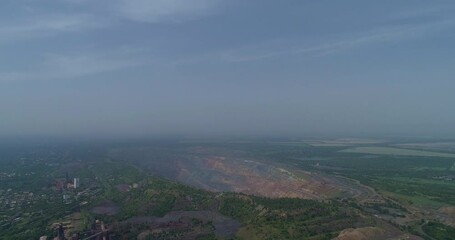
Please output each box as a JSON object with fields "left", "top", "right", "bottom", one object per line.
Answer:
{"left": 387, "top": 5, "right": 454, "bottom": 21}
{"left": 0, "top": 14, "right": 106, "bottom": 43}
{"left": 220, "top": 19, "right": 455, "bottom": 62}
{"left": 0, "top": 52, "right": 141, "bottom": 82}
{"left": 0, "top": 0, "right": 222, "bottom": 43}
{"left": 111, "top": 0, "right": 222, "bottom": 23}
{"left": 43, "top": 53, "right": 138, "bottom": 77}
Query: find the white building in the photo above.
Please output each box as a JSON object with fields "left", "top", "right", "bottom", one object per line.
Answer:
{"left": 73, "top": 178, "right": 80, "bottom": 189}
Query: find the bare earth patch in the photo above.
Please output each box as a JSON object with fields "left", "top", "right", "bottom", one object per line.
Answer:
{"left": 335, "top": 227, "right": 421, "bottom": 240}
{"left": 91, "top": 201, "right": 120, "bottom": 216}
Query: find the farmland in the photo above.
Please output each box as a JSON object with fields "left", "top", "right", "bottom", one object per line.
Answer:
{"left": 340, "top": 146, "right": 455, "bottom": 158}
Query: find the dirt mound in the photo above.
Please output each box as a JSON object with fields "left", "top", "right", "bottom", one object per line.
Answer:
{"left": 335, "top": 227, "right": 386, "bottom": 240}
{"left": 109, "top": 146, "right": 379, "bottom": 200}
{"left": 187, "top": 156, "right": 340, "bottom": 199}
{"left": 438, "top": 207, "right": 455, "bottom": 226}
{"left": 439, "top": 206, "right": 455, "bottom": 215}
{"left": 335, "top": 227, "right": 422, "bottom": 240}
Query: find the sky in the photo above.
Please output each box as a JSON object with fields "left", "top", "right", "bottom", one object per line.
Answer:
{"left": 1, "top": 0, "right": 455, "bottom": 139}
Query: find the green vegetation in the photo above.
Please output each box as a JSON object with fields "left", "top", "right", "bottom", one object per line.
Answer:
{"left": 365, "top": 177, "right": 455, "bottom": 206}
{"left": 422, "top": 221, "right": 455, "bottom": 240}
{"left": 218, "top": 193, "right": 367, "bottom": 239}
{"left": 109, "top": 175, "right": 367, "bottom": 239}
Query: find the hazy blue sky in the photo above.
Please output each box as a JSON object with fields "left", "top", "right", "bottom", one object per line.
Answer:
{"left": 1, "top": 0, "right": 455, "bottom": 138}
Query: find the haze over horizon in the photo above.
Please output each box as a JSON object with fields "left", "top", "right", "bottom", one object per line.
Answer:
{"left": 1, "top": 0, "right": 455, "bottom": 138}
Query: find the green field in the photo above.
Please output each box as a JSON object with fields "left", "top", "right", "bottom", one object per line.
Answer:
{"left": 340, "top": 147, "right": 455, "bottom": 158}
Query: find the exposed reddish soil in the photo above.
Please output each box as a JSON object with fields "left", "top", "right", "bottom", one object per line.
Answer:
{"left": 170, "top": 154, "right": 383, "bottom": 201}
{"left": 437, "top": 207, "right": 455, "bottom": 226}
{"left": 335, "top": 226, "right": 422, "bottom": 240}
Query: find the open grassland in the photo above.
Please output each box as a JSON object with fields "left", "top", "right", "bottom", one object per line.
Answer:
{"left": 340, "top": 146, "right": 455, "bottom": 158}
